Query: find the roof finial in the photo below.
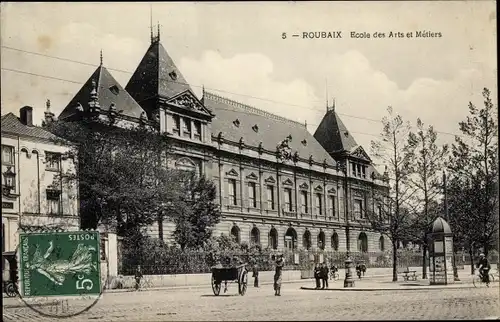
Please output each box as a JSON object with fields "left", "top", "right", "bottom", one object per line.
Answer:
{"left": 157, "top": 21, "right": 161, "bottom": 41}
{"left": 100, "top": 49, "right": 103, "bottom": 66}
{"left": 46, "top": 99, "right": 51, "bottom": 112}
{"left": 325, "top": 78, "right": 329, "bottom": 113}
{"left": 332, "top": 97, "right": 335, "bottom": 111}
{"left": 304, "top": 120, "right": 308, "bottom": 129}
{"left": 150, "top": 4, "right": 154, "bottom": 44}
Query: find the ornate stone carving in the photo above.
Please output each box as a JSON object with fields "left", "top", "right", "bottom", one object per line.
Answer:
{"left": 351, "top": 146, "right": 371, "bottom": 161}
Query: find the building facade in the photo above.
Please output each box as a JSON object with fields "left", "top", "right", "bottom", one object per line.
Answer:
{"left": 1, "top": 104, "right": 79, "bottom": 253}
{"left": 57, "top": 31, "right": 390, "bottom": 253}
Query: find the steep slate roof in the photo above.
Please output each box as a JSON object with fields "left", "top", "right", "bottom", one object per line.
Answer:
{"left": 313, "top": 109, "right": 359, "bottom": 154}
{"left": 204, "top": 92, "right": 337, "bottom": 166}
{"left": 59, "top": 65, "right": 146, "bottom": 121}
{"left": 125, "top": 40, "right": 194, "bottom": 115}
{"left": 1, "top": 113, "right": 60, "bottom": 141}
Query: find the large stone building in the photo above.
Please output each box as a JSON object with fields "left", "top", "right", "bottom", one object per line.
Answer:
{"left": 1, "top": 104, "right": 79, "bottom": 253}
{"left": 57, "top": 31, "right": 390, "bottom": 253}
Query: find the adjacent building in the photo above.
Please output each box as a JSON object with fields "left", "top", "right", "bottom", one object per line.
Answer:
{"left": 1, "top": 104, "right": 79, "bottom": 253}
{"left": 57, "top": 30, "right": 390, "bottom": 253}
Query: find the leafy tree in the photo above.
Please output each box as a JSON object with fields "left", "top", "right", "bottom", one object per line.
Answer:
{"left": 448, "top": 88, "right": 498, "bottom": 258}
{"left": 172, "top": 173, "right": 221, "bottom": 250}
{"left": 368, "top": 107, "right": 418, "bottom": 281}
{"left": 407, "top": 119, "right": 449, "bottom": 278}
{"left": 45, "top": 118, "right": 184, "bottom": 236}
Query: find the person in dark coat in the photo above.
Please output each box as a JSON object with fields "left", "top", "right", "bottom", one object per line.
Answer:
{"left": 313, "top": 263, "right": 321, "bottom": 289}
{"left": 274, "top": 254, "right": 284, "bottom": 296}
{"left": 134, "top": 265, "right": 143, "bottom": 291}
{"left": 252, "top": 262, "right": 259, "bottom": 288}
{"left": 321, "top": 263, "right": 329, "bottom": 289}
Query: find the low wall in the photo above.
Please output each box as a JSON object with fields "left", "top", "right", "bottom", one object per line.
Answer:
{"left": 110, "top": 264, "right": 495, "bottom": 290}
{"left": 115, "top": 270, "right": 301, "bottom": 289}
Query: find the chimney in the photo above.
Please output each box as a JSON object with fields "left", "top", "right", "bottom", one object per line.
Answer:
{"left": 20, "top": 106, "right": 34, "bottom": 126}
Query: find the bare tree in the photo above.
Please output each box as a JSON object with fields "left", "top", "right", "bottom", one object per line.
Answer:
{"left": 369, "top": 107, "right": 418, "bottom": 281}
{"left": 407, "top": 119, "right": 449, "bottom": 279}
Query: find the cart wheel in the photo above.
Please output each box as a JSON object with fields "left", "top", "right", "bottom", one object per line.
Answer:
{"left": 238, "top": 270, "right": 248, "bottom": 296}
{"left": 211, "top": 275, "right": 221, "bottom": 296}
{"left": 6, "top": 282, "right": 17, "bottom": 298}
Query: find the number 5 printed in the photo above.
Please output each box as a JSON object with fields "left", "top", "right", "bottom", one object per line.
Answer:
{"left": 76, "top": 274, "right": 93, "bottom": 290}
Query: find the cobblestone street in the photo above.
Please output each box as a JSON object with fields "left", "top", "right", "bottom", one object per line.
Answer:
{"left": 3, "top": 282, "right": 499, "bottom": 321}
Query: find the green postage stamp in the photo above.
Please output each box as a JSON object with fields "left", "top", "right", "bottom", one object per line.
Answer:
{"left": 19, "top": 231, "right": 101, "bottom": 298}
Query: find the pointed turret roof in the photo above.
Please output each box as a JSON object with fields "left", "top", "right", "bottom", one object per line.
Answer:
{"left": 59, "top": 65, "right": 147, "bottom": 121}
{"left": 125, "top": 40, "right": 194, "bottom": 115}
{"left": 314, "top": 109, "right": 359, "bottom": 155}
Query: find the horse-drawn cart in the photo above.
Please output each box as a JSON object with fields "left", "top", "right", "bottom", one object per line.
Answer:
{"left": 211, "top": 263, "right": 248, "bottom": 296}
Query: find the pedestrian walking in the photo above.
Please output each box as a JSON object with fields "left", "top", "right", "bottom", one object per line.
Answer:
{"left": 321, "top": 263, "right": 329, "bottom": 289}
{"left": 252, "top": 262, "right": 259, "bottom": 288}
{"left": 313, "top": 263, "right": 321, "bottom": 289}
{"left": 274, "top": 254, "right": 284, "bottom": 296}
{"left": 134, "top": 265, "right": 143, "bottom": 291}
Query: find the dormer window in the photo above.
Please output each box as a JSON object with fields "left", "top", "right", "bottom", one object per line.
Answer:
{"left": 252, "top": 124, "right": 259, "bottom": 132}
{"left": 193, "top": 121, "right": 202, "bottom": 141}
{"left": 172, "top": 115, "right": 180, "bottom": 135}
{"left": 182, "top": 118, "right": 191, "bottom": 138}
{"left": 344, "top": 131, "right": 349, "bottom": 137}
{"left": 233, "top": 119, "right": 240, "bottom": 127}
{"left": 109, "top": 85, "right": 119, "bottom": 95}
{"left": 169, "top": 70, "right": 178, "bottom": 81}
{"left": 301, "top": 139, "right": 307, "bottom": 146}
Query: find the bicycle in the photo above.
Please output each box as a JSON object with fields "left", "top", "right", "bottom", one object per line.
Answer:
{"left": 472, "top": 272, "right": 494, "bottom": 288}
{"left": 330, "top": 270, "right": 340, "bottom": 281}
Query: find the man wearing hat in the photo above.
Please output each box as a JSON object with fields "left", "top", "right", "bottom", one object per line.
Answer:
{"left": 274, "top": 254, "right": 284, "bottom": 296}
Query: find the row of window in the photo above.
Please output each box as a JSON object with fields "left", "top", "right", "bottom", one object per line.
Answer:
{"left": 226, "top": 179, "right": 372, "bottom": 218}
{"left": 230, "top": 226, "right": 385, "bottom": 252}
{"left": 350, "top": 161, "right": 367, "bottom": 179}
{"left": 227, "top": 179, "right": 338, "bottom": 216}
{"left": 172, "top": 115, "right": 202, "bottom": 141}
{"left": 2, "top": 145, "right": 61, "bottom": 171}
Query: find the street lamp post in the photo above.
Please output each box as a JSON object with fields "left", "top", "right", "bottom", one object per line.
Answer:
{"left": 337, "top": 160, "right": 355, "bottom": 287}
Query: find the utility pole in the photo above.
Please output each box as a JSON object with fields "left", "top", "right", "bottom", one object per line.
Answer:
{"left": 338, "top": 160, "right": 354, "bottom": 287}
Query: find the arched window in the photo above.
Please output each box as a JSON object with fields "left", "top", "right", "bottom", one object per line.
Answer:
{"left": 231, "top": 226, "right": 240, "bottom": 244}
{"left": 2, "top": 224, "right": 5, "bottom": 253}
{"left": 331, "top": 232, "right": 339, "bottom": 251}
{"left": 250, "top": 227, "right": 260, "bottom": 245}
{"left": 357, "top": 232, "right": 368, "bottom": 252}
{"left": 284, "top": 227, "right": 297, "bottom": 250}
{"left": 379, "top": 236, "right": 385, "bottom": 252}
{"left": 303, "top": 230, "right": 311, "bottom": 250}
{"left": 317, "top": 231, "right": 325, "bottom": 250}
{"left": 269, "top": 228, "right": 278, "bottom": 250}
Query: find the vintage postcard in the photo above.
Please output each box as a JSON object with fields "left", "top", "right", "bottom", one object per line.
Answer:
{"left": 1, "top": 1, "right": 498, "bottom": 321}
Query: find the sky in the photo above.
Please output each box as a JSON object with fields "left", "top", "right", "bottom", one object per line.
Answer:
{"left": 1, "top": 1, "right": 497, "bottom": 167}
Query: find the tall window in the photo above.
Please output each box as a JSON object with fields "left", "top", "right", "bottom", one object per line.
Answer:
{"left": 328, "top": 195, "right": 336, "bottom": 217}
{"left": 350, "top": 162, "right": 356, "bottom": 176}
{"left": 354, "top": 199, "right": 363, "bottom": 218}
{"left": 228, "top": 179, "right": 237, "bottom": 206}
{"left": 361, "top": 166, "right": 366, "bottom": 178}
{"left": 2, "top": 145, "right": 14, "bottom": 165}
{"left": 250, "top": 227, "right": 260, "bottom": 245}
{"left": 172, "top": 115, "right": 180, "bottom": 135}
{"left": 377, "top": 204, "right": 382, "bottom": 221}
{"left": 45, "top": 152, "right": 61, "bottom": 171}
{"left": 182, "top": 118, "right": 191, "bottom": 138}
{"left": 379, "top": 236, "right": 385, "bottom": 251}
{"left": 300, "top": 191, "right": 308, "bottom": 213}
{"left": 47, "top": 190, "right": 61, "bottom": 215}
{"left": 248, "top": 182, "right": 257, "bottom": 208}
{"left": 315, "top": 193, "right": 323, "bottom": 215}
{"left": 267, "top": 185, "right": 275, "bottom": 210}
{"left": 331, "top": 232, "right": 339, "bottom": 251}
{"left": 193, "top": 121, "right": 202, "bottom": 141}
{"left": 2, "top": 223, "right": 5, "bottom": 253}
{"left": 284, "top": 188, "right": 292, "bottom": 211}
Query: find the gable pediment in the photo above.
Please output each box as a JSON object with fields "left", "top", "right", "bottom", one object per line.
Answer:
{"left": 350, "top": 146, "right": 371, "bottom": 162}
{"left": 299, "top": 182, "right": 309, "bottom": 190}
{"left": 314, "top": 185, "right": 323, "bottom": 192}
{"left": 226, "top": 168, "right": 239, "bottom": 177}
{"left": 282, "top": 178, "right": 294, "bottom": 186}
{"left": 327, "top": 187, "right": 337, "bottom": 194}
{"left": 246, "top": 172, "right": 258, "bottom": 180}
{"left": 165, "top": 90, "right": 213, "bottom": 116}
{"left": 265, "top": 176, "right": 276, "bottom": 184}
